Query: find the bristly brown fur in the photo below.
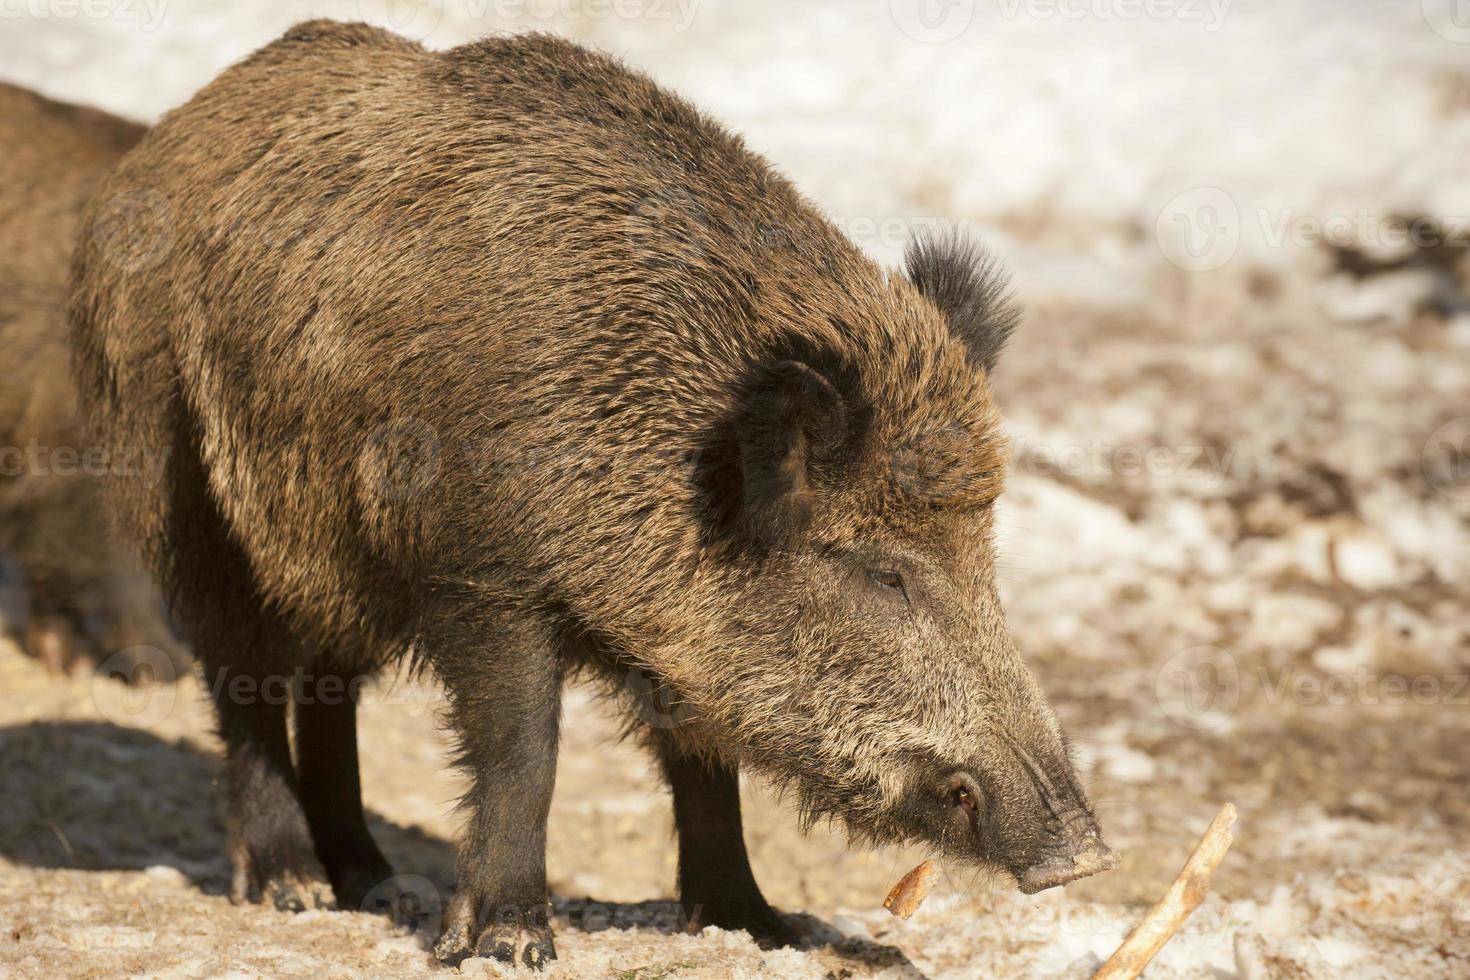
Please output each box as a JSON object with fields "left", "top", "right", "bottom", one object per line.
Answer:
{"left": 0, "top": 82, "right": 183, "bottom": 675}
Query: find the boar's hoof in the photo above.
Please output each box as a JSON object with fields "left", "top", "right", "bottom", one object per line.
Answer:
{"left": 747, "top": 915, "right": 804, "bottom": 951}
{"left": 229, "top": 869, "right": 323, "bottom": 912}
{"left": 434, "top": 896, "right": 557, "bottom": 970}
{"left": 480, "top": 922, "right": 557, "bottom": 970}
{"left": 694, "top": 902, "right": 803, "bottom": 950}
{"left": 331, "top": 862, "right": 399, "bottom": 912}
{"left": 24, "top": 616, "right": 79, "bottom": 675}
{"left": 228, "top": 839, "right": 328, "bottom": 911}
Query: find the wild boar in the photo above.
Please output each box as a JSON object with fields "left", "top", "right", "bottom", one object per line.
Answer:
{"left": 70, "top": 21, "right": 1115, "bottom": 969}
{"left": 0, "top": 82, "right": 182, "bottom": 677}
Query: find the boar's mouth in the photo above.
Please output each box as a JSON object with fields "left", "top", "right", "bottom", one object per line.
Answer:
{"left": 1012, "top": 809, "right": 1118, "bottom": 894}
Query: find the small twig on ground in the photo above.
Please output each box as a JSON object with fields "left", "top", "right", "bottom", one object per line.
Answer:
{"left": 47, "top": 820, "right": 76, "bottom": 862}
{"left": 1092, "top": 802, "right": 1238, "bottom": 980}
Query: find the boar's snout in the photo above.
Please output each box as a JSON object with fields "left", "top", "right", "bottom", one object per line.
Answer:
{"left": 1013, "top": 810, "right": 1118, "bottom": 894}
{"left": 930, "top": 745, "right": 1116, "bottom": 893}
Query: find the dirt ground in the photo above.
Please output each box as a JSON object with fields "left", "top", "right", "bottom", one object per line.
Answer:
{"left": 3, "top": 248, "right": 1468, "bottom": 978}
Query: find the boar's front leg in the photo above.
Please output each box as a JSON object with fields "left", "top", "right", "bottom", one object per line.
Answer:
{"left": 658, "top": 742, "right": 800, "bottom": 949}
{"left": 430, "top": 609, "right": 561, "bottom": 970}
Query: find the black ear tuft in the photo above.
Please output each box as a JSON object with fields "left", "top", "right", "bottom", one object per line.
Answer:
{"left": 905, "top": 230, "right": 1021, "bottom": 373}
{"left": 736, "top": 359, "right": 848, "bottom": 546}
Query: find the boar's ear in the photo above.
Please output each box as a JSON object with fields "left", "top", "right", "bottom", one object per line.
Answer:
{"left": 905, "top": 230, "right": 1021, "bottom": 373}
{"left": 736, "top": 359, "right": 849, "bottom": 545}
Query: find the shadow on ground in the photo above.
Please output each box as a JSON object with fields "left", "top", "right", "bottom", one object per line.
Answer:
{"left": 0, "top": 719, "right": 922, "bottom": 975}
{"left": 0, "top": 720, "right": 452, "bottom": 893}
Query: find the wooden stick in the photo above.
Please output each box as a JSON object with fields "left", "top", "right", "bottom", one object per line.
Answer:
{"left": 1092, "top": 803, "right": 1237, "bottom": 980}
{"left": 883, "top": 859, "right": 939, "bottom": 919}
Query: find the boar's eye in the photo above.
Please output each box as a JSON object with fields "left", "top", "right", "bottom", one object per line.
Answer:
{"left": 868, "top": 569, "right": 910, "bottom": 604}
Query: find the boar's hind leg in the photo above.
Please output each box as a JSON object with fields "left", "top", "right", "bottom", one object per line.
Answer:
{"left": 163, "top": 466, "right": 323, "bottom": 909}
{"left": 213, "top": 659, "right": 325, "bottom": 909}
{"left": 294, "top": 667, "right": 393, "bottom": 909}
{"left": 429, "top": 609, "right": 561, "bottom": 970}
{"left": 658, "top": 742, "right": 800, "bottom": 949}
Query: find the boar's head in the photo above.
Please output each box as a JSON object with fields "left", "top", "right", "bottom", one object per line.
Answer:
{"left": 671, "top": 231, "right": 1114, "bottom": 894}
